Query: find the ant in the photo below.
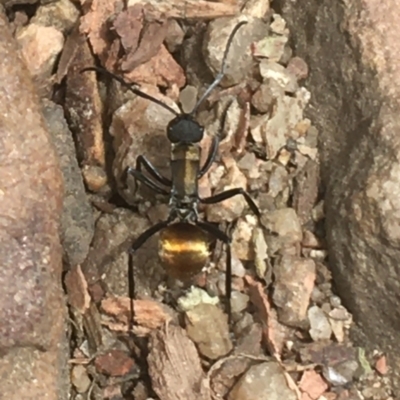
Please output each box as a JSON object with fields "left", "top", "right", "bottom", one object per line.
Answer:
{"left": 82, "top": 20, "right": 261, "bottom": 324}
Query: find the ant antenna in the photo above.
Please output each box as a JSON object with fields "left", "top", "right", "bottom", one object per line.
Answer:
{"left": 81, "top": 20, "right": 247, "bottom": 117}
{"left": 190, "top": 20, "right": 247, "bottom": 115}
{"left": 80, "top": 66, "right": 180, "bottom": 117}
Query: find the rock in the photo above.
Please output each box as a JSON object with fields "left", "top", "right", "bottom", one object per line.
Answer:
{"left": 273, "top": 255, "right": 316, "bottom": 327}
{"left": 328, "top": 306, "right": 353, "bottom": 343}
{"left": 71, "top": 365, "right": 92, "bottom": 393}
{"left": 270, "top": 14, "right": 288, "bottom": 35}
{"left": 252, "top": 226, "right": 269, "bottom": 278}
{"left": 81, "top": 165, "right": 108, "bottom": 192}
{"left": 252, "top": 35, "right": 288, "bottom": 62}
{"left": 230, "top": 254, "right": 247, "bottom": 277}
{"left": 123, "top": 44, "right": 185, "bottom": 89}
{"left": 218, "top": 98, "right": 242, "bottom": 154}
{"left": 109, "top": 88, "right": 178, "bottom": 203}
{"left": 330, "top": 295, "right": 342, "bottom": 308}
{"left": 31, "top": 0, "right": 80, "bottom": 33}
{"left": 268, "top": 164, "right": 289, "bottom": 197}
{"left": 292, "top": 159, "right": 320, "bottom": 225}
{"left": 286, "top": 56, "right": 309, "bottom": 80}
{"left": 210, "top": 324, "right": 262, "bottom": 398}
{"left": 278, "top": 0, "right": 400, "bottom": 392}
{"left": 94, "top": 349, "right": 135, "bottom": 377}
{"left": 16, "top": 23, "right": 64, "bottom": 97}
{"left": 228, "top": 362, "right": 297, "bottom": 400}
{"left": 185, "top": 303, "right": 232, "bottom": 359}
{"left": 0, "top": 9, "right": 68, "bottom": 399}
{"left": 230, "top": 291, "right": 249, "bottom": 314}
{"left": 81, "top": 209, "right": 155, "bottom": 298}
{"left": 302, "top": 230, "right": 323, "bottom": 249}
{"left": 261, "top": 208, "right": 303, "bottom": 254}
{"left": 206, "top": 163, "right": 249, "bottom": 222}
{"left": 241, "top": 0, "right": 270, "bottom": 18}
{"left": 237, "top": 152, "right": 258, "bottom": 177}
{"left": 231, "top": 216, "right": 258, "bottom": 260}
{"left": 204, "top": 17, "right": 269, "bottom": 87}
{"left": 259, "top": 60, "right": 298, "bottom": 93}
{"left": 322, "top": 359, "right": 361, "bottom": 387}
{"left": 250, "top": 89, "right": 310, "bottom": 160}
{"left": 177, "top": 287, "right": 219, "bottom": 312}
{"left": 298, "top": 370, "right": 328, "bottom": 400}
{"left": 251, "top": 78, "right": 284, "bottom": 114}
{"left": 42, "top": 99, "right": 94, "bottom": 266}
{"left": 164, "top": 19, "right": 185, "bottom": 54}
{"left": 308, "top": 306, "right": 332, "bottom": 341}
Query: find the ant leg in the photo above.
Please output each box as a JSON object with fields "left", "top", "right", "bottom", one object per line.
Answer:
{"left": 200, "top": 188, "right": 261, "bottom": 217}
{"left": 128, "top": 220, "right": 171, "bottom": 330}
{"left": 126, "top": 166, "right": 169, "bottom": 195}
{"left": 195, "top": 220, "right": 232, "bottom": 322}
{"left": 198, "top": 136, "right": 219, "bottom": 179}
{"left": 136, "top": 155, "right": 171, "bottom": 187}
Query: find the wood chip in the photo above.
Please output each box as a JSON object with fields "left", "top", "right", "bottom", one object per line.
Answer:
{"left": 245, "top": 275, "right": 291, "bottom": 360}
{"left": 147, "top": 323, "right": 211, "bottom": 400}
{"left": 64, "top": 264, "right": 91, "bottom": 313}
{"left": 101, "top": 296, "right": 173, "bottom": 336}
{"left": 143, "top": 0, "right": 239, "bottom": 19}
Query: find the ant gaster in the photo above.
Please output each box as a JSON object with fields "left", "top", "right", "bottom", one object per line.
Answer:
{"left": 82, "top": 20, "right": 261, "bottom": 323}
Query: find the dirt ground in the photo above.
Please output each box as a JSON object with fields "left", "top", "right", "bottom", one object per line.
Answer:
{"left": 2, "top": 0, "right": 395, "bottom": 399}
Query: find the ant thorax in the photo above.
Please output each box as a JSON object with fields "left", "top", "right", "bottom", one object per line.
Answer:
{"left": 169, "top": 142, "right": 202, "bottom": 203}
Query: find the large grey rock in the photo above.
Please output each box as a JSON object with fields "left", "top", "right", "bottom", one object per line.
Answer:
{"left": 276, "top": 0, "right": 400, "bottom": 391}
{"left": 0, "top": 6, "right": 69, "bottom": 399}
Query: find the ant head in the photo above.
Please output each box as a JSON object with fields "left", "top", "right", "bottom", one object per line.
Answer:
{"left": 167, "top": 114, "right": 204, "bottom": 144}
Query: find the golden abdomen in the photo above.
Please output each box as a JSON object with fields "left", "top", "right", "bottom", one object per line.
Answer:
{"left": 158, "top": 223, "right": 212, "bottom": 281}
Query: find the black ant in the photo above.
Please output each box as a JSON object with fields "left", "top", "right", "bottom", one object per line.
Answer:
{"left": 82, "top": 20, "right": 260, "bottom": 324}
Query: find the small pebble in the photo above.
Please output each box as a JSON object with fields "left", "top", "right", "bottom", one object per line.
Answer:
{"left": 185, "top": 303, "right": 232, "bottom": 359}
{"left": 177, "top": 287, "right": 219, "bottom": 312}
{"left": 308, "top": 305, "right": 332, "bottom": 341}
{"left": 270, "top": 14, "right": 287, "bottom": 35}
{"left": 94, "top": 349, "right": 135, "bottom": 377}
{"left": 228, "top": 362, "right": 297, "bottom": 400}
{"left": 230, "top": 291, "right": 250, "bottom": 314}
{"left": 330, "top": 295, "right": 342, "bottom": 308}
{"left": 310, "top": 286, "right": 325, "bottom": 303}
{"left": 71, "top": 365, "right": 91, "bottom": 394}
{"left": 231, "top": 255, "right": 246, "bottom": 277}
